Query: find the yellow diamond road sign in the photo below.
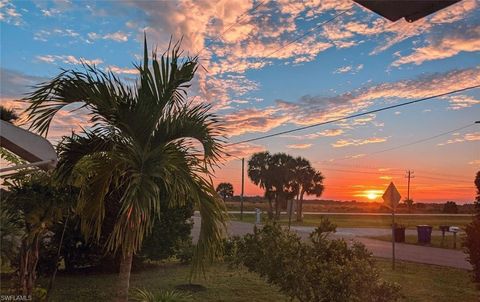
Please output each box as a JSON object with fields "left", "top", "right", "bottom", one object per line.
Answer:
{"left": 382, "top": 182, "right": 401, "bottom": 210}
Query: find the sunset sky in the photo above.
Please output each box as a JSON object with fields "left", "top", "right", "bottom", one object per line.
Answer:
{"left": 1, "top": 0, "right": 479, "bottom": 203}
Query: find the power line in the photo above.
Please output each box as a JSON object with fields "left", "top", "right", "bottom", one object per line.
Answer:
{"left": 226, "top": 85, "right": 480, "bottom": 147}
{"left": 368, "top": 123, "right": 475, "bottom": 155}
{"left": 321, "top": 122, "right": 475, "bottom": 164}
{"left": 317, "top": 168, "right": 472, "bottom": 184}
{"left": 317, "top": 161, "right": 473, "bottom": 182}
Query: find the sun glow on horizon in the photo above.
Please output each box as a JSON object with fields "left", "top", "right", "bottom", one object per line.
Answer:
{"left": 354, "top": 189, "right": 385, "bottom": 201}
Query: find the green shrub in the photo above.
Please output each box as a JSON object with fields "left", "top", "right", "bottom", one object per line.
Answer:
{"left": 175, "top": 239, "right": 194, "bottom": 264}
{"left": 139, "top": 201, "right": 194, "bottom": 262}
{"left": 231, "top": 219, "right": 401, "bottom": 302}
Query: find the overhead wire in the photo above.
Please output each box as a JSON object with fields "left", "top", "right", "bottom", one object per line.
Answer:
{"left": 225, "top": 85, "right": 480, "bottom": 147}
{"left": 318, "top": 122, "right": 476, "bottom": 164}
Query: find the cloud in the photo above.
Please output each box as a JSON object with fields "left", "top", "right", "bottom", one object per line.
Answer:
{"left": 222, "top": 66, "right": 480, "bottom": 138}
{"left": 113, "top": 0, "right": 476, "bottom": 116}
{"left": 36, "top": 55, "right": 103, "bottom": 65}
{"left": 331, "top": 137, "right": 388, "bottom": 148}
{"left": 430, "top": 0, "right": 477, "bottom": 23}
{"left": 305, "top": 128, "right": 344, "bottom": 139}
{"left": 334, "top": 64, "right": 363, "bottom": 74}
{"left": 0, "top": 0, "right": 23, "bottom": 25}
{"left": 287, "top": 143, "right": 312, "bottom": 149}
{"left": 107, "top": 65, "right": 139, "bottom": 75}
{"left": 88, "top": 31, "right": 129, "bottom": 42}
{"left": 437, "top": 132, "right": 480, "bottom": 146}
{"left": 0, "top": 68, "right": 49, "bottom": 98}
{"left": 392, "top": 25, "right": 480, "bottom": 67}
{"left": 469, "top": 159, "right": 480, "bottom": 165}
{"left": 224, "top": 142, "right": 266, "bottom": 161}
{"left": 445, "top": 95, "right": 480, "bottom": 110}
{"left": 222, "top": 107, "right": 290, "bottom": 137}
{"left": 194, "top": 73, "right": 260, "bottom": 111}
{"left": 286, "top": 128, "right": 344, "bottom": 140}
{"left": 34, "top": 28, "right": 80, "bottom": 42}
{"left": 41, "top": 8, "right": 61, "bottom": 17}
{"left": 336, "top": 0, "right": 477, "bottom": 55}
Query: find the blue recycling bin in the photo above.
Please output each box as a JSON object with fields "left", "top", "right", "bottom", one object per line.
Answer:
{"left": 417, "top": 225, "right": 433, "bottom": 244}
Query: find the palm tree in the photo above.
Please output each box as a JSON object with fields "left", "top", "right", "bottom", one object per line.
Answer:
{"left": 216, "top": 182, "right": 234, "bottom": 202}
{"left": 404, "top": 198, "right": 414, "bottom": 213}
{"left": 0, "top": 105, "right": 19, "bottom": 123}
{"left": 268, "top": 153, "right": 297, "bottom": 219}
{"left": 293, "top": 158, "right": 324, "bottom": 222}
{"left": 248, "top": 152, "right": 275, "bottom": 219}
{"left": 23, "top": 37, "right": 227, "bottom": 302}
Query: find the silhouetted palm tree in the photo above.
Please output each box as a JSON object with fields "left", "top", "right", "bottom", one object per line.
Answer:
{"left": 292, "top": 157, "right": 324, "bottom": 222}
{"left": 248, "top": 152, "right": 275, "bottom": 219}
{"left": 216, "top": 182, "right": 234, "bottom": 202}
{"left": 0, "top": 105, "right": 19, "bottom": 123}
{"left": 23, "top": 38, "right": 226, "bottom": 302}
{"left": 269, "top": 153, "right": 297, "bottom": 219}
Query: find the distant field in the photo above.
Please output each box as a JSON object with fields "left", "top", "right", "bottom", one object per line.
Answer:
{"left": 367, "top": 234, "right": 463, "bottom": 250}
{"left": 230, "top": 213, "right": 473, "bottom": 229}
{"left": 224, "top": 200, "right": 476, "bottom": 215}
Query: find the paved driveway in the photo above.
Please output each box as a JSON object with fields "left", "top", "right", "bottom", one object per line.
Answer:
{"left": 191, "top": 216, "right": 471, "bottom": 270}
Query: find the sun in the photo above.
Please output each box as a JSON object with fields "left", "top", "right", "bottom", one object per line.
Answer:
{"left": 366, "top": 191, "right": 378, "bottom": 200}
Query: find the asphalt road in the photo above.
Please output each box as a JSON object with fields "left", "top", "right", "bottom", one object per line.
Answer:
{"left": 191, "top": 216, "right": 471, "bottom": 270}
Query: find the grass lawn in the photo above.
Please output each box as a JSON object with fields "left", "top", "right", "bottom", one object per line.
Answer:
{"left": 376, "top": 258, "right": 479, "bottom": 302}
{"left": 230, "top": 213, "right": 473, "bottom": 229}
{"left": 2, "top": 260, "right": 477, "bottom": 302}
{"left": 368, "top": 234, "right": 464, "bottom": 250}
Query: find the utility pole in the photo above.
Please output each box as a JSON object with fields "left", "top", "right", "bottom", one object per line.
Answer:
{"left": 405, "top": 170, "right": 415, "bottom": 200}
{"left": 240, "top": 158, "right": 244, "bottom": 221}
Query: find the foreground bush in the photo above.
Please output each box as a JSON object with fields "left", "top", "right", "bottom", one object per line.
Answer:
{"left": 230, "top": 219, "right": 401, "bottom": 302}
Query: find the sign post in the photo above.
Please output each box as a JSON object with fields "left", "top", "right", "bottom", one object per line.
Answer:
{"left": 382, "top": 182, "right": 401, "bottom": 270}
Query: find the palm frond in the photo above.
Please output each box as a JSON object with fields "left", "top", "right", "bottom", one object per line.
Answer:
{"left": 23, "top": 65, "right": 133, "bottom": 136}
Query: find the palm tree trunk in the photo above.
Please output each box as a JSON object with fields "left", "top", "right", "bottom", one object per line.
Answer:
{"left": 47, "top": 215, "right": 69, "bottom": 301}
{"left": 115, "top": 252, "right": 133, "bottom": 302}
{"left": 274, "top": 194, "right": 280, "bottom": 220}
{"left": 297, "top": 191, "right": 304, "bottom": 222}
{"left": 267, "top": 197, "right": 274, "bottom": 219}
{"left": 288, "top": 198, "right": 293, "bottom": 229}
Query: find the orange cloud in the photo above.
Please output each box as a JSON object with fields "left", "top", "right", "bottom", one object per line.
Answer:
{"left": 331, "top": 137, "right": 388, "bottom": 148}
{"left": 392, "top": 25, "right": 480, "bottom": 66}
{"left": 437, "top": 132, "right": 480, "bottom": 146}
{"left": 222, "top": 107, "right": 290, "bottom": 137}
{"left": 107, "top": 65, "right": 139, "bottom": 75}
{"left": 287, "top": 143, "right": 312, "bottom": 149}
{"left": 223, "top": 142, "right": 266, "bottom": 162}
